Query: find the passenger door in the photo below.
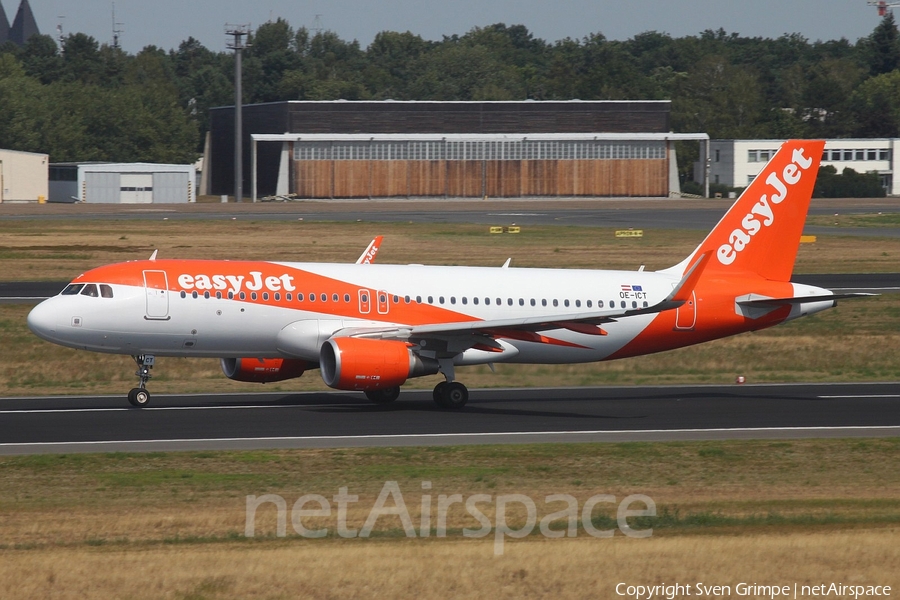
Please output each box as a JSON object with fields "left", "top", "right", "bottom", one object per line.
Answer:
{"left": 143, "top": 270, "right": 169, "bottom": 320}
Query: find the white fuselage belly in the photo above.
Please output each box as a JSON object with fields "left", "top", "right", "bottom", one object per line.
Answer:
{"left": 32, "top": 263, "right": 678, "bottom": 364}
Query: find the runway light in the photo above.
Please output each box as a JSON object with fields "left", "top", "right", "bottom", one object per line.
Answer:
{"left": 735, "top": 376, "right": 746, "bottom": 384}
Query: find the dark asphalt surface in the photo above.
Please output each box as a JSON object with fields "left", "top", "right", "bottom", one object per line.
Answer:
{"left": 1, "top": 383, "right": 898, "bottom": 454}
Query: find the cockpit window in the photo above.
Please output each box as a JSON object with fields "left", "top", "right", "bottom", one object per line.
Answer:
{"left": 61, "top": 284, "right": 84, "bottom": 295}
{"left": 80, "top": 284, "right": 99, "bottom": 297}
{"left": 100, "top": 284, "right": 114, "bottom": 298}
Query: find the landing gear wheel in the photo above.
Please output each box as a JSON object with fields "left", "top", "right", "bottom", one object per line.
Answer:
{"left": 128, "top": 354, "right": 155, "bottom": 408}
{"left": 365, "top": 387, "right": 401, "bottom": 405}
{"left": 434, "top": 381, "right": 468, "bottom": 409}
{"left": 432, "top": 381, "right": 448, "bottom": 405}
{"left": 127, "top": 387, "right": 150, "bottom": 408}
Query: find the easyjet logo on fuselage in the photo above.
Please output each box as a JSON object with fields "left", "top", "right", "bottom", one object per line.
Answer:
{"left": 716, "top": 147, "right": 814, "bottom": 266}
{"left": 177, "top": 271, "right": 296, "bottom": 295}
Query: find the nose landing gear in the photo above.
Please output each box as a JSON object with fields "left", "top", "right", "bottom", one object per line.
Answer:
{"left": 127, "top": 354, "right": 154, "bottom": 408}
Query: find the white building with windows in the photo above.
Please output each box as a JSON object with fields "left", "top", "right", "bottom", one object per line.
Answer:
{"left": 695, "top": 139, "right": 900, "bottom": 196}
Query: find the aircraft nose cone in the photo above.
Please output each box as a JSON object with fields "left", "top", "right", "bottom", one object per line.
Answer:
{"left": 27, "top": 300, "right": 59, "bottom": 341}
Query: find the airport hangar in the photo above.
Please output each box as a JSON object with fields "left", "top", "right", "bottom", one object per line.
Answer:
{"left": 205, "top": 100, "right": 708, "bottom": 201}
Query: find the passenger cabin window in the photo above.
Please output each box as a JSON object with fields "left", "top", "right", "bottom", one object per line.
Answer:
{"left": 80, "top": 284, "right": 99, "bottom": 297}
{"left": 61, "top": 284, "right": 84, "bottom": 295}
{"left": 100, "top": 285, "right": 114, "bottom": 298}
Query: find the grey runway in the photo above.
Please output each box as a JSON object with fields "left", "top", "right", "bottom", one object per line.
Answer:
{"left": 1, "top": 382, "right": 898, "bottom": 454}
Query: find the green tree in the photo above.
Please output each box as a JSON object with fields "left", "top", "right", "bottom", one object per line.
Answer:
{"left": 60, "top": 33, "right": 105, "bottom": 85}
{"left": 19, "top": 34, "right": 63, "bottom": 84}
{"left": 862, "top": 12, "right": 900, "bottom": 75}
{"left": 849, "top": 69, "right": 900, "bottom": 137}
{"left": 364, "top": 30, "right": 431, "bottom": 99}
{"left": 672, "top": 55, "right": 764, "bottom": 138}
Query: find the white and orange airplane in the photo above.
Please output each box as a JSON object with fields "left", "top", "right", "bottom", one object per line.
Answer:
{"left": 28, "top": 140, "right": 858, "bottom": 409}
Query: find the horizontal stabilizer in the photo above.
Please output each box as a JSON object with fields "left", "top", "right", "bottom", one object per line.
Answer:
{"left": 736, "top": 292, "right": 877, "bottom": 307}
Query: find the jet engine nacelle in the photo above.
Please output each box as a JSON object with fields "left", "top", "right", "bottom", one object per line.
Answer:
{"left": 320, "top": 337, "right": 438, "bottom": 391}
{"left": 220, "top": 357, "right": 312, "bottom": 383}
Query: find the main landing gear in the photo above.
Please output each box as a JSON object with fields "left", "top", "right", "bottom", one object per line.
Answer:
{"left": 127, "top": 354, "right": 154, "bottom": 408}
{"left": 432, "top": 359, "right": 468, "bottom": 409}
{"left": 361, "top": 381, "right": 469, "bottom": 410}
{"left": 432, "top": 381, "right": 468, "bottom": 409}
{"left": 364, "top": 387, "right": 401, "bottom": 405}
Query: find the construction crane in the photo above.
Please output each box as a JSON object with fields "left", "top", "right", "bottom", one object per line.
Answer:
{"left": 868, "top": 0, "right": 900, "bottom": 17}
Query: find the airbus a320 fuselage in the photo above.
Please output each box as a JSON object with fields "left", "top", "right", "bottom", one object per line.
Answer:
{"left": 28, "top": 140, "right": 850, "bottom": 408}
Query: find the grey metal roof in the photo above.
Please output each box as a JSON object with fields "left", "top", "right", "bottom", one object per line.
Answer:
{"left": 252, "top": 132, "right": 709, "bottom": 142}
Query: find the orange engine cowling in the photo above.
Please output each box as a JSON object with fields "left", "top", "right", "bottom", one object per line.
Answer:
{"left": 320, "top": 337, "right": 438, "bottom": 391}
{"left": 220, "top": 357, "right": 311, "bottom": 383}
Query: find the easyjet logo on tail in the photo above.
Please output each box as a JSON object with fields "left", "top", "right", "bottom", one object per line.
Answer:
{"left": 716, "top": 147, "right": 814, "bottom": 266}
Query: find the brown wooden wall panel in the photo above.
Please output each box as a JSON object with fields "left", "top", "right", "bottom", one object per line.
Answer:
{"left": 609, "top": 160, "right": 630, "bottom": 197}
{"left": 446, "top": 161, "right": 483, "bottom": 197}
{"left": 333, "top": 161, "right": 370, "bottom": 198}
{"left": 409, "top": 161, "right": 446, "bottom": 196}
{"left": 292, "top": 158, "right": 668, "bottom": 199}
{"left": 557, "top": 161, "right": 575, "bottom": 196}
{"left": 294, "top": 161, "right": 332, "bottom": 198}
{"left": 369, "top": 161, "right": 409, "bottom": 197}
{"left": 485, "top": 161, "right": 522, "bottom": 198}
{"left": 522, "top": 161, "right": 561, "bottom": 197}
{"left": 592, "top": 161, "right": 612, "bottom": 196}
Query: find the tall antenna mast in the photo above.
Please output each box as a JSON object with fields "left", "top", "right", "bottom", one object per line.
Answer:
{"left": 868, "top": 1, "right": 900, "bottom": 16}
{"left": 56, "top": 16, "right": 65, "bottom": 51}
{"left": 226, "top": 23, "right": 252, "bottom": 202}
{"left": 312, "top": 14, "right": 323, "bottom": 36}
{"left": 112, "top": 3, "right": 124, "bottom": 49}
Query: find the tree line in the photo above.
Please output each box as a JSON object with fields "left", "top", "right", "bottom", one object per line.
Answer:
{"left": 0, "top": 15, "right": 898, "bottom": 171}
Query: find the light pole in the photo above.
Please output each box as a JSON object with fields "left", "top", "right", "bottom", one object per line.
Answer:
{"left": 226, "top": 24, "right": 251, "bottom": 202}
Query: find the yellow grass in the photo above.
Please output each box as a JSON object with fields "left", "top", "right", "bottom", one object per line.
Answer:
{"left": 2, "top": 440, "right": 899, "bottom": 547}
{"left": 1, "top": 531, "right": 897, "bottom": 599}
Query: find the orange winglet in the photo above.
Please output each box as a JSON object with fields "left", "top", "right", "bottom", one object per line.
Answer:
{"left": 357, "top": 236, "right": 383, "bottom": 264}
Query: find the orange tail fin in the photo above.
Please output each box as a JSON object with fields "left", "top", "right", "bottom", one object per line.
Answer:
{"left": 685, "top": 139, "right": 824, "bottom": 282}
